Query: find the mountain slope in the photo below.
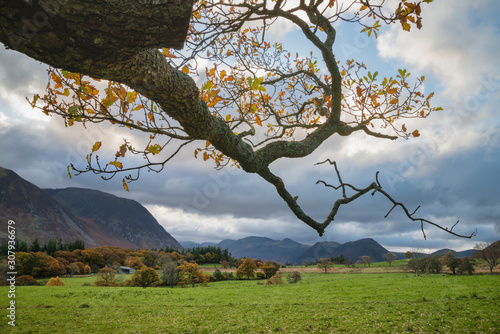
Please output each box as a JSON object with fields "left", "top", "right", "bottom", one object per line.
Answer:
{"left": 0, "top": 166, "right": 181, "bottom": 250}
{"left": 0, "top": 167, "right": 103, "bottom": 247}
{"left": 44, "top": 187, "right": 182, "bottom": 250}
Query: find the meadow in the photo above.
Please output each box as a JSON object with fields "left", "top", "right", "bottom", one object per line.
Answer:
{"left": 1, "top": 272, "right": 499, "bottom": 333}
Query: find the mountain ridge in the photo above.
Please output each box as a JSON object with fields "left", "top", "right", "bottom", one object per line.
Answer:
{"left": 0, "top": 166, "right": 181, "bottom": 250}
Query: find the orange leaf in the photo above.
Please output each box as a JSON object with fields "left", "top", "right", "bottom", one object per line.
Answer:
{"left": 255, "top": 115, "right": 262, "bottom": 126}
{"left": 182, "top": 66, "right": 189, "bottom": 74}
{"left": 356, "top": 86, "right": 364, "bottom": 97}
{"left": 203, "top": 152, "right": 210, "bottom": 161}
{"left": 389, "top": 98, "right": 399, "bottom": 105}
{"left": 122, "top": 178, "right": 129, "bottom": 192}
{"left": 412, "top": 130, "right": 420, "bottom": 137}
{"left": 402, "top": 124, "right": 407, "bottom": 132}
{"left": 91, "top": 141, "right": 102, "bottom": 152}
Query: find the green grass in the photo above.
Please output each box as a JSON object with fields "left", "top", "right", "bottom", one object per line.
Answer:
{"left": 1, "top": 273, "right": 499, "bottom": 333}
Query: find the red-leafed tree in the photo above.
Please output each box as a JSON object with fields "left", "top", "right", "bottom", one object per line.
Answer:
{"left": 0, "top": 0, "right": 475, "bottom": 238}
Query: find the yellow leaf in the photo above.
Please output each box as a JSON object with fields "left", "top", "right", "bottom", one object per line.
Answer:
{"left": 91, "top": 141, "right": 102, "bottom": 152}
{"left": 109, "top": 160, "right": 123, "bottom": 169}
{"left": 225, "top": 114, "right": 231, "bottom": 122}
{"left": 389, "top": 98, "right": 399, "bottom": 105}
{"left": 205, "top": 140, "right": 211, "bottom": 148}
{"left": 122, "top": 178, "right": 129, "bottom": 192}
{"left": 182, "top": 66, "right": 190, "bottom": 74}
{"left": 401, "top": 21, "right": 411, "bottom": 32}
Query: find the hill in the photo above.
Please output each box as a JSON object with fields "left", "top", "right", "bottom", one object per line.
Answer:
{"left": 431, "top": 248, "right": 476, "bottom": 258}
{"left": 296, "top": 238, "right": 390, "bottom": 263}
{"left": 0, "top": 166, "right": 181, "bottom": 250}
{"left": 294, "top": 241, "right": 342, "bottom": 264}
{"left": 215, "top": 236, "right": 310, "bottom": 264}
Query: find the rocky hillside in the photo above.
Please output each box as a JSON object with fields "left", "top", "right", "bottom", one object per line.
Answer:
{"left": 0, "top": 166, "right": 181, "bottom": 250}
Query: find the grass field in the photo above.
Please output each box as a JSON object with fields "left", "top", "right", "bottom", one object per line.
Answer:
{"left": 1, "top": 272, "right": 499, "bottom": 333}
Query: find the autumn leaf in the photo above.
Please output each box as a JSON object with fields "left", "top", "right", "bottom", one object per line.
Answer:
{"left": 412, "top": 130, "right": 420, "bottom": 137}
{"left": 256, "top": 115, "right": 262, "bottom": 126}
{"left": 109, "top": 160, "right": 123, "bottom": 169}
{"left": 356, "top": 86, "right": 364, "bottom": 97}
{"left": 203, "top": 152, "right": 210, "bottom": 161}
{"left": 122, "top": 178, "right": 129, "bottom": 192}
{"left": 116, "top": 145, "right": 127, "bottom": 158}
{"left": 389, "top": 98, "right": 399, "bottom": 105}
{"left": 91, "top": 141, "right": 102, "bottom": 152}
{"left": 401, "top": 21, "right": 411, "bottom": 32}
{"left": 182, "top": 66, "right": 190, "bottom": 74}
{"left": 402, "top": 124, "right": 407, "bottom": 132}
{"left": 147, "top": 144, "right": 162, "bottom": 155}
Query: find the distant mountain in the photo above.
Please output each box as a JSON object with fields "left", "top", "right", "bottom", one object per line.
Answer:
{"left": 180, "top": 241, "right": 218, "bottom": 249}
{"left": 431, "top": 248, "right": 476, "bottom": 258}
{"left": 294, "top": 241, "right": 342, "bottom": 264}
{"left": 44, "top": 187, "right": 182, "bottom": 250}
{"left": 0, "top": 166, "right": 181, "bottom": 250}
{"left": 295, "top": 238, "right": 389, "bottom": 263}
{"left": 216, "top": 236, "right": 310, "bottom": 264}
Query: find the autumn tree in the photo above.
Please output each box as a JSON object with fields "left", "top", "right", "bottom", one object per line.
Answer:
{"left": 383, "top": 253, "right": 398, "bottom": 266}
{"left": 93, "top": 267, "right": 121, "bottom": 287}
{"left": 236, "top": 258, "right": 257, "bottom": 279}
{"left": 0, "top": 0, "right": 477, "bottom": 239}
{"left": 177, "top": 262, "right": 210, "bottom": 287}
{"left": 317, "top": 258, "right": 333, "bottom": 273}
{"left": 260, "top": 260, "right": 280, "bottom": 278}
{"left": 129, "top": 267, "right": 160, "bottom": 288}
{"left": 473, "top": 241, "right": 500, "bottom": 275}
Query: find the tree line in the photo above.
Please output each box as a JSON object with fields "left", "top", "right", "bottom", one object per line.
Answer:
{"left": 0, "top": 239, "right": 85, "bottom": 257}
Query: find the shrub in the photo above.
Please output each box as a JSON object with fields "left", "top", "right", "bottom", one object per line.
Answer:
{"left": 256, "top": 272, "right": 266, "bottom": 279}
{"left": 213, "top": 269, "right": 224, "bottom": 281}
{"left": 266, "top": 273, "right": 283, "bottom": 285}
{"left": 286, "top": 271, "right": 302, "bottom": 284}
{"left": 46, "top": 277, "right": 65, "bottom": 286}
{"left": 16, "top": 275, "right": 39, "bottom": 286}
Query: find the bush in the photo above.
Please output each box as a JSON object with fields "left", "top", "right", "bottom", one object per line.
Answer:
{"left": 266, "top": 273, "right": 283, "bottom": 285}
{"left": 286, "top": 271, "right": 302, "bottom": 284}
{"left": 16, "top": 275, "right": 39, "bottom": 286}
{"left": 256, "top": 272, "right": 266, "bottom": 279}
{"left": 46, "top": 277, "right": 65, "bottom": 286}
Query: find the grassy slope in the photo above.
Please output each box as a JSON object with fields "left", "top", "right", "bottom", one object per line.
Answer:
{"left": 1, "top": 273, "right": 499, "bottom": 333}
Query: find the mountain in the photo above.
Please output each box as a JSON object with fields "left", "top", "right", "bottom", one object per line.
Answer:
{"left": 44, "top": 187, "right": 182, "bottom": 250}
{"left": 0, "top": 166, "right": 181, "bottom": 250}
{"left": 295, "top": 238, "right": 389, "bottom": 264}
{"left": 216, "top": 236, "right": 310, "bottom": 264}
{"left": 431, "top": 248, "right": 476, "bottom": 258}
{"left": 294, "top": 241, "right": 342, "bottom": 264}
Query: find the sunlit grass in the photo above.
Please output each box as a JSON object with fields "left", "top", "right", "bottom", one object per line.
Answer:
{"left": 0, "top": 273, "right": 498, "bottom": 333}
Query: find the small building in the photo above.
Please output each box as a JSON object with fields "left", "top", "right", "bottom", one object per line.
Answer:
{"left": 119, "top": 266, "right": 136, "bottom": 274}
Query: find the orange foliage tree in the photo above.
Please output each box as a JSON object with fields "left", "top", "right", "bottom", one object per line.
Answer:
{"left": 0, "top": 0, "right": 475, "bottom": 238}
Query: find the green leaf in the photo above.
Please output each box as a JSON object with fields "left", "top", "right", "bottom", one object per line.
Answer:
{"left": 69, "top": 105, "right": 78, "bottom": 115}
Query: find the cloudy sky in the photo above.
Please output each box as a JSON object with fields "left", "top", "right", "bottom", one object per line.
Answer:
{"left": 0, "top": 0, "right": 499, "bottom": 252}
